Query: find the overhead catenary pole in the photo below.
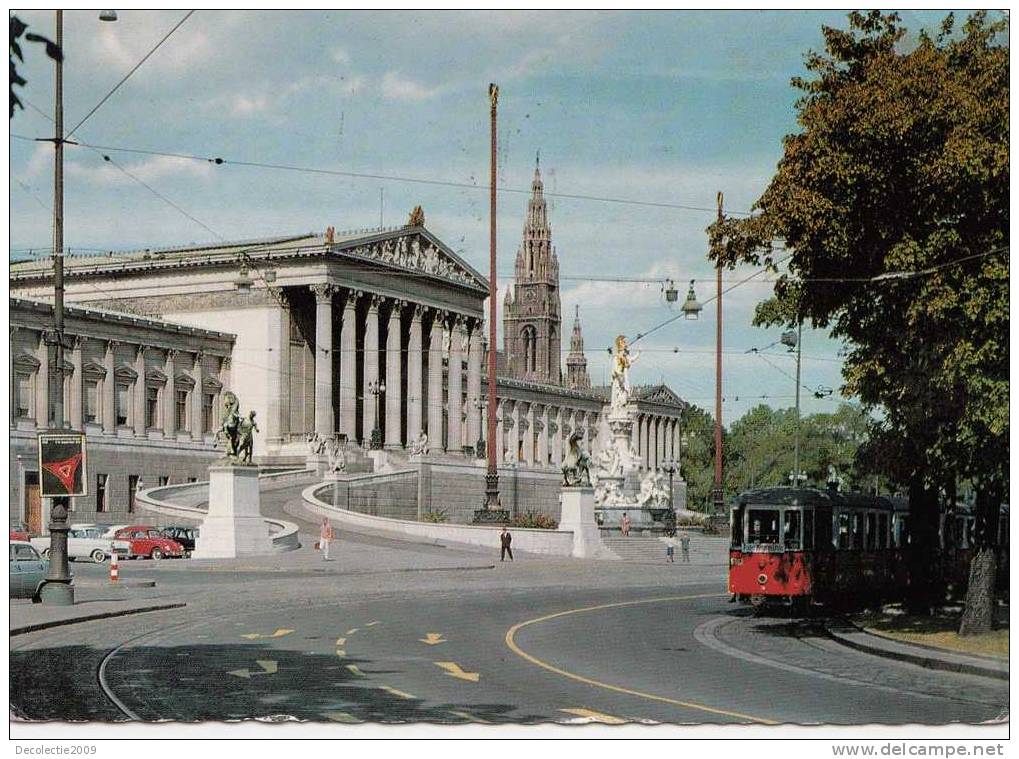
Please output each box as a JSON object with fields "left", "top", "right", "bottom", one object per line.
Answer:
{"left": 793, "top": 320, "right": 803, "bottom": 484}
{"left": 713, "top": 191, "right": 724, "bottom": 515}
{"left": 484, "top": 83, "right": 500, "bottom": 511}
{"left": 41, "top": 8, "right": 74, "bottom": 606}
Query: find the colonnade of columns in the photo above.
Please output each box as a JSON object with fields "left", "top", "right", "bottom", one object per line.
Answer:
{"left": 492, "top": 399, "right": 592, "bottom": 468}
{"left": 633, "top": 413, "right": 682, "bottom": 470}
{"left": 309, "top": 285, "right": 484, "bottom": 453}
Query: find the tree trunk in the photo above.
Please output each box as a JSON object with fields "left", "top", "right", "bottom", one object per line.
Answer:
{"left": 905, "top": 476, "right": 940, "bottom": 615}
{"left": 959, "top": 485, "right": 1001, "bottom": 636}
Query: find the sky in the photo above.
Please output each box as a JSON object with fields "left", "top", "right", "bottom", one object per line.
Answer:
{"left": 9, "top": 9, "right": 970, "bottom": 424}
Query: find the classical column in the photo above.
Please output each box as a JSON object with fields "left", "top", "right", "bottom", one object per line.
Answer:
{"left": 426, "top": 310, "right": 445, "bottom": 451}
{"left": 537, "top": 405, "right": 549, "bottom": 466}
{"left": 384, "top": 301, "right": 404, "bottom": 449}
{"left": 339, "top": 290, "right": 359, "bottom": 441}
{"left": 191, "top": 351, "right": 205, "bottom": 439}
{"left": 69, "top": 336, "right": 83, "bottom": 431}
{"left": 406, "top": 305, "right": 424, "bottom": 443}
{"left": 494, "top": 400, "right": 506, "bottom": 464}
{"left": 551, "top": 407, "right": 563, "bottom": 466}
{"left": 521, "top": 404, "right": 535, "bottom": 465}
{"left": 266, "top": 305, "right": 286, "bottom": 445}
{"left": 642, "top": 415, "right": 651, "bottom": 469}
{"left": 673, "top": 419, "right": 682, "bottom": 465}
{"left": 466, "top": 320, "right": 482, "bottom": 451}
{"left": 133, "top": 346, "right": 146, "bottom": 436}
{"left": 164, "top": 349, "right": 176, "bottom": 437}
{"left": 9, "top": 327, "right": 16, "bottom": 426}
{"left": 446, "top": 315, "right": 464, "bottom": 453}
{"left": 35, "top": 331, "right": 49, "bottom": 428}
{"left": 511, "top": 402, "right": 522, "bottom": 463}
{"left": 103, "top": 341, "right": 116, "bottom": 434}
{"left": 362, "top": 294, "right": 382, "bottom": 443}
{"left": 311, "top": 284, "right": 335, "bottom": 439}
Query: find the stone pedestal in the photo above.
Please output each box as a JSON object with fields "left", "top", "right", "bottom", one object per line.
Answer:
{"left": 560, "top": 487, "right": 618, "bottom": 559}
{"left": 193, "top": 464, "right": 272, "bottom": 558}
{"left": 307, "top": 453, "right": 329, "bottom": 478}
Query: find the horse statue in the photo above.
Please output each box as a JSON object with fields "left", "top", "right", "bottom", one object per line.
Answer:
{"left": 217, "top": 391, "right": 242, "bottom": 459}
{"left": 236, "top": 411, "right": 259, "bottom": 464}
{"left": 561, "top": 430, "right": 592, "bottom": 487}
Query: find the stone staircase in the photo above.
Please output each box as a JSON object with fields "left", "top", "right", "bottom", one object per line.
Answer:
{"left": 601, "top": 533, "right": 730, "bottom": 565}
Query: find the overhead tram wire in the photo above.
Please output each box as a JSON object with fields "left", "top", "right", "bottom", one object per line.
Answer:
{"left": 65, "top": 11, "right": 196, "bottom": 140}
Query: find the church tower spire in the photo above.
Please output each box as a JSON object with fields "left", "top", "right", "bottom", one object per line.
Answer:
{"left": 565, "top": 305, "right": 591, "bottom": 390}
{"left": 503, "top": 154, "right": 562, "bottom": 384}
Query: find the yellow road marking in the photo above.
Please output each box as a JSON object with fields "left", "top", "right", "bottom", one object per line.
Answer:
{"left": 559, "top": 708, "right": 627, "bottom": 724}
{"left": 345, "top": 664, "right": 366, "bottom": 678}
{"left": 240, "top": 628, "right": 294, "bottom": 640}
{"left": 346, "top": 628, "right": 359, "bottom": 635}
{"left": 227, "top": 660, "right": 278, "bottom": 679}
{"left": 378, "top": 685, "right": 416, "bottom": 700}
{"left": 335, "top": 637, "right": 346, "bottom": 646}
{"left": 419, "top": 633, "right": 446, "bottom": 645}
{"left": 365, "top": 620, "right": 380, "bottom": 627}
{"left": 448, "top": 709, "right": 491, "bottom": 724}
{"left": 435, "top": 661, "right": 480, "bottom": 682}
{"left": 504, "top": 593, "right": 776, "bottom": 725}
{"left": 323, "top": 711, "right": 360, "bottom": 723}
{"left": 336, "top": 649, "right": 346, "bottom": 657}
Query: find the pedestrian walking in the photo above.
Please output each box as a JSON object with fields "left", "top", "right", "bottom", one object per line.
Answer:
{"left": 680, "top": 532, "right": 691, "bottom": 563}
{"left": 500, "top": 526, "right": 514, "bottom": 562}
{"left": 664, "top": 535, "right": 676, "bottom": 563}
{"left": 621, "top": 512, "right": 631, "bottom": 537}
{"left": 320, "top": 517, "right": 334, "bottom": 561}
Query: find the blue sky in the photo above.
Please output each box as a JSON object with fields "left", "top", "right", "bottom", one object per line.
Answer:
{"left": 9, "top": 9, "right": 968, "bottom": 423}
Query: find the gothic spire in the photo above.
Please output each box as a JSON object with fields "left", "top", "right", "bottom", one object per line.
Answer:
{"left": 565, "top": 304, "right": 591, "bottom": 390}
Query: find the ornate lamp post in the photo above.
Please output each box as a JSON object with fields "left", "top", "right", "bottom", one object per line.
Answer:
{"left": 473, "top": 396, "right": 487, "bottom": 458}
{"left": 368, "top": 380, "right": 385, "bottom": 450}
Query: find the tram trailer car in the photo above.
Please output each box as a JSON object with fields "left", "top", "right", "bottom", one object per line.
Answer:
{"left": 729, "top": 487, "right": 1009, "bottom": 607}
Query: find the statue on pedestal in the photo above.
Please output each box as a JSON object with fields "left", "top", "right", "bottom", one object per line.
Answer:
{"left": 236, "top": 411, "right": 259, "bottom": 464}
{"left": 561, "top": 430, "right": 592, "bottom": 487}
{"left": 328, "top": 437, "right": 346, "bottom": 473}
{"left": 610, "top": 334, "right": 640, "bottom": 412}
{"left": 217, "top": 392, "right": 242, "bottom": 459}
{"left": 409, "top": 431, "right": 429, "bottom": 456}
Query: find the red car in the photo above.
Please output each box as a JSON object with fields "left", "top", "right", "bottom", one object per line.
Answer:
{"left": 10, "top": 521, "right": 31, "bottom": 542}
{"left": 113, "top": 525, "right": 184, "bottom": 560}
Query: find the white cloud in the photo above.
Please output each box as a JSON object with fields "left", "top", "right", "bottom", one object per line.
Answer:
{"left": 331, "top": 47, "right": 351, "bottom": 65}
{"left": 380, "top": 71, "right": 443, "bottom": 102}
{"left": 230, "top": 93, "right": 270, "bottom": 116}
{"left": 24, "top": 143, "right": 52, "bottom": 180}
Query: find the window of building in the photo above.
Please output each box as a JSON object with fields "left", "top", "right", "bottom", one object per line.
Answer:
{"left": 175, "top": 389, "right": 188, "bottom": 431}
{"left": 128, "top": 475, "right": 139, "bottom": 513}
{"left": 202, "top": 393, "right": 215, "bottom": 434}
{"left": 116, "top": 385, "right": 131, "bottom": 426}
{"left": 15, "top": 373, "right": 32, "bottom": 418}
{"left": 187, "top": 477, "right": 197, "bottom": 483}
{"left": 145, "top": 386, "right": 160, "bottom": 428}
{"left": 84, "top": 380, "right": 99, "bottom": 423}
{"left": 158, "top": 476, "right": 169, "bottom": 487}
{"left": 96, "top": 474, "right": 108, "bottom": 512}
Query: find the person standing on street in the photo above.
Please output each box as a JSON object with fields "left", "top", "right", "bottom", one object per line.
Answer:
{"left": 621, "top": 512, "right": 632, "bottom": 537}
{"left": 680, "top": 532, "right": 691, "bottom": 563}
{"left": 320, "top": 517, "right": 334, "bottom": 561}
{"left": 664, "top": 534, "right": 676, "bottom": 563}
{"left": 500, "top": 526, "right": 514, "bottom": 562}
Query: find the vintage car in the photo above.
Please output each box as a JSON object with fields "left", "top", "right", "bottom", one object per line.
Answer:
{"left": 160, "top": 526, "right": 198, "bottom": 558}
{"left": 31, "top": 526, "right": 130, "bottom": 563}
{"left": 10, "top": 520, "right": 31, "bottom": 542}
{"left": 10, "top": 541, "right": 51, "bottom": 602}
{"left": 111, "top": 525, "right": 185, "bottom": 560}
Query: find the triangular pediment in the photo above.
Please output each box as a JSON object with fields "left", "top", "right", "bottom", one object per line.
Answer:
{"left": 145, "top": 367, "right": 168, "bottom": 385}
{"left": 13, "top": 352, "right": 40, "bottom": 371}
{"left": 638, "top": 383, "right": 684, "bottom": 407}
{"left": 82, "top": 360, "right": 107, "bottom": 379}
{"left": 114, "top": 364, "right": 138, "bottom": 382}
{"left": 331, "top": 227, "right": 488, "bottom": 292}
{"left": 174, "top": 371, "right": 196, "bottom": 389}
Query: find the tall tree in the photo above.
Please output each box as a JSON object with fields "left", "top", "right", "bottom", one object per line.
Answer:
{"left": 708, "top": 11, "right": 1008, "bottom": 618}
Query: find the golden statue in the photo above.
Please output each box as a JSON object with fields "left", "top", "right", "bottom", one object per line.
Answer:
{"left": 610, "top": 334, "right": 640, "bottom": 411}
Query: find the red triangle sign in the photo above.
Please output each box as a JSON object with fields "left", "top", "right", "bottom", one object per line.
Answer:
{"left": 42, "top": 452, "right": 82, "bottom": 494}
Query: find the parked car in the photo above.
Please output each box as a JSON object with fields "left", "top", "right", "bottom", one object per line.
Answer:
{"left": 31, "top": 527, "right": 129, "bottom": 564}
{"left": 112, "top": 525, "right": 185, "bottom": 560}
{"left": 10, "top": 541, "right": 50, "bottom": 602}
{"left": 160, "top": 526, "right": 198, "bottom": 558}
{"left": 10, "top": 520, "right": 31, "bottom": 542}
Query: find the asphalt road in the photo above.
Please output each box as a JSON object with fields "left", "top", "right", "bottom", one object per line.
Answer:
{"left": 11, "top": 564, "right": 1008, "bottom": 726}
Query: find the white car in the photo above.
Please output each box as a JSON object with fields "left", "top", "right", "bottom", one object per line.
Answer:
{"left": 31, "top": 527, "right": 129, "bottom": 564}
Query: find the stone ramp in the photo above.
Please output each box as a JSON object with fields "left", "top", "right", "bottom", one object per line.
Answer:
{"left": 601, "top": 534, "right": 729, "bottom": 565}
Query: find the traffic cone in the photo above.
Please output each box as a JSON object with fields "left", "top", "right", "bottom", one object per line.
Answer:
{"left": 110, "top": 551, "right": 119, "bottom": 583}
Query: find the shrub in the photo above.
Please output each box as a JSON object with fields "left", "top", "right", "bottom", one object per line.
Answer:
{"left": 510, "top": 511, "right": 558, "bottom": 530}
{"left": 421, "top": 509, "right": 448, "bottom": 523}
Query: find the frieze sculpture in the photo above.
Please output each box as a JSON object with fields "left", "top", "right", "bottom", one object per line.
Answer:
{"left": 561, "top": 430, "right": 592, "bottom": 487}
{"left": 306, "top": 431, "right": 328, "bottom": 456}
{"left": 409, "top": 431, "right": 429, "bottom": 456}
{"left": 610, "top": 334, "right": 641, "bottom": 412}
{"left": 343, "top": 237, "right": 474, "bottom": 287}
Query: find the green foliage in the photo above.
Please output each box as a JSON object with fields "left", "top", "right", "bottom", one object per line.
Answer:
{"left": 509, "top": 511, "right": 558, "bottom": 530}
{"left": 679, "top": 403, "right": 718, "bottom": 512}
{"left": 10, "top": 15, "right": 62, "bottom": 119}
{"left": 420, "top": 509, "right": 448, "bottom": 523}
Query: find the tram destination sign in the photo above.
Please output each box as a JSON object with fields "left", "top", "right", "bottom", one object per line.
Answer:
{"left": 37, "top": 431, "right": 88, "bottom": 498}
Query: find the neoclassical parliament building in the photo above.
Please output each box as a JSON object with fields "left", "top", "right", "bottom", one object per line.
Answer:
{"left": 10, "top": 166, "right": 687, "bottom": 527}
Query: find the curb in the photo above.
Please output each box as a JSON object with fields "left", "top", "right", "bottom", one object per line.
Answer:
{"left": 10, "top": 602, "right": 186, "bottom": 637}
{"left": 826, "top": 623, "right": 1008, "bottom": 681}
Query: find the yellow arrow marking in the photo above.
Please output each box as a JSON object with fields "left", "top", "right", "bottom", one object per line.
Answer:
{"left": 365, "top": 620, "right": 380, "bottom": 627}
{"left": 435, "top": 661, "right": 480, "bottom": 682}
{"left": 227, "top": 660, "right": 278, "bottom": 679}
{"left": 346, "top": 628, "right": 359, "bottom": 635}
{"left": 240, "top": 629, "right": 294, "bottom": 640}
{"left": 323, "top": 711, "right": 360, "bottom": 723}
{"left": 336, "top": 649, "right": 346, "bottom": 657}
{"left": 448, "top": 710, "right": 491, "bottom": 724}
{"left": 559, "top": 708, "right": 626, "bottom": 725}
{"left": 335, "top": 637, "right": 346, "bottom": 646}
{"left": 345, "top": 664, "right": 366, "bottom": 678}
{"left": 419, "top": 633, "right": 446, "bottom": 645}
{"left": 378, "top": 685, "right": 416, "bottom": 700}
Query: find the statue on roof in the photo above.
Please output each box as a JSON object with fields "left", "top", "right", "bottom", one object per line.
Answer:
{"left": 325, "top": 226, "right": 335, "bottom": 244}
{"left": 407, "top": 206, "right": 425, "bottom": 226}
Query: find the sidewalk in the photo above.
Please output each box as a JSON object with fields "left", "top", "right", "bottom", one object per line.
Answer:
{"left": 826, "top": 620, "right": 1009, "bottom": 681}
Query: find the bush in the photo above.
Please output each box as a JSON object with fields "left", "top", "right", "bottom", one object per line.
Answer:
{"left": 510, "top": 511, "right": 558, "bottom": 530}
{"left": 420, "top": 509, "right": 448, "bottom": 523}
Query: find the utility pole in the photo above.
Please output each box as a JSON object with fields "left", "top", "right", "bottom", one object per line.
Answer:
{"left": 712, "top": 191, "right": 724, "bottom": 515}
{"left": 483, "top": 83, "right": 500, "bottom": 512}
{"left": 793, "top": 320, "right": 803, "bottom": 484}
{"left": 41, "top": 9, "right": 74, "bottom": 606}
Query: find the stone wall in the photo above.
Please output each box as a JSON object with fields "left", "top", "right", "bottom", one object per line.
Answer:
{"left": 326, "top": 470, "right": 419, "bottom": 521}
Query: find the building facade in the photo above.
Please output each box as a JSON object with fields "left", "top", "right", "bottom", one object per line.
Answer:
{"left": 9, "top": 297, "right": 233, "bottom": 532}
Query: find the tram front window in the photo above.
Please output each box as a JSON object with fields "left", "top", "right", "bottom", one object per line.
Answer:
{"left": 748, "top": 509, "right": 780, "bottom": 546}
{"left": 731, "top": 506, "right": 744, "bottom": 549}
{"left": 783, "top": 510, "right": 802, "bottom": 550}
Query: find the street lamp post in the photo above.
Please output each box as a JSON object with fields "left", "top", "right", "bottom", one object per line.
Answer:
{"left": 368, "top": 380, "right": 385, "bottom": 450}
{"left": 473, "top": 396, "right": 487, "bottom": 458}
